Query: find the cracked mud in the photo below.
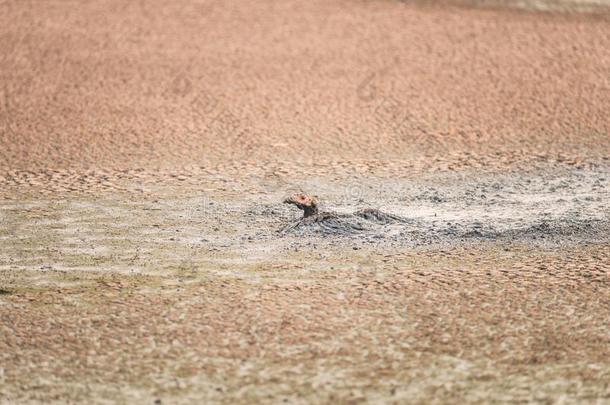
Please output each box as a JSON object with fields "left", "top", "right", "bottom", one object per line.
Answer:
{"left": 1, "top": 0, "right": 609, "bottom": 403}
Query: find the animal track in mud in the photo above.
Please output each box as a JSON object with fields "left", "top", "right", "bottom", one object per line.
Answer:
{"left": 280, "top": 193, "right": 407, "bottom": 235}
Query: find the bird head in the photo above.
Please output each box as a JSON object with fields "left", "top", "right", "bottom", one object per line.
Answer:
{"left": 283, "top": 193, "right": 319, "bottom": 217}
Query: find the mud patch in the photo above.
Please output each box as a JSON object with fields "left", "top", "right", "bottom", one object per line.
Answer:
{"left": 280, "top": 208, "right": 408, "bottom": 236}
{"left": 271, "top": 165, "right": 610, "bottom": 248}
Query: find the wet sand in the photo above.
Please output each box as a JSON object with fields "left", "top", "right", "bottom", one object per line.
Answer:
{"left": 1, "top": 0, "right": 609, "bottom": 403}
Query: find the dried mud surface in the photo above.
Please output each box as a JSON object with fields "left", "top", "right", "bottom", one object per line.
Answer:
{"left": 1, "top": 0, "right": 610, "bottom": 404}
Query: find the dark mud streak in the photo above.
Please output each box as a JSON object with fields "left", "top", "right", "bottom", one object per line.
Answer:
{"left": 279, "top": 189, "right": 610, "bottom": 242}
{"left": 280, "top": 208, "right": 408, "bottom": 236}
{"left": 274, "top": 166, "right": 609, "bottom": 246}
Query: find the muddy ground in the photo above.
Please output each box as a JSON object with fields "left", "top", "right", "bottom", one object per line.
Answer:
{"left": 1, "top": 0, "right": 610, "bottom": 404}
{"left": 2, "top": 162, "right": 609, "bottom": 404}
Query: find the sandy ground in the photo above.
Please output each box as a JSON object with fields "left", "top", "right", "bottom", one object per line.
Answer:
{"left": 1, "top": 0, "right": 610, "bottom": 403}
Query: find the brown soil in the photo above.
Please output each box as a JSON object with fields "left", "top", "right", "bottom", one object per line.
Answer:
{"left": 1, "top": 0, "right": 609, "bottom": 178}
{"left": 1, "top": 0, "right": 609, "bottom": 403}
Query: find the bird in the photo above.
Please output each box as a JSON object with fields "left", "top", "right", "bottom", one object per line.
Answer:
{"left": 282, "top": 193, "right": 406, "bottom": 235}
{"left": 283, "top": 193, "right": 319, "bottom": 218}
